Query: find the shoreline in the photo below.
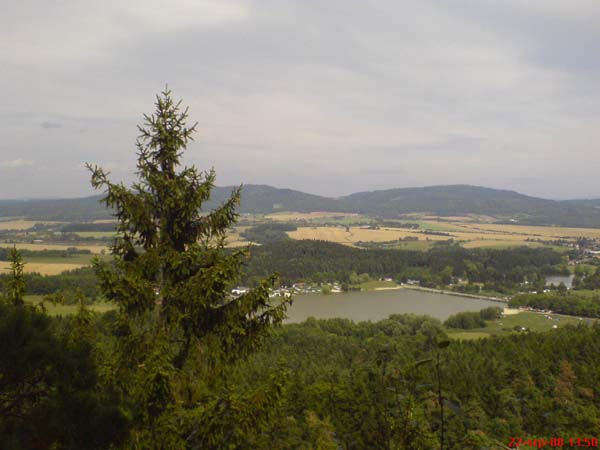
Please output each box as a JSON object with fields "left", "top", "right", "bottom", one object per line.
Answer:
{"left": 391, "top": 284, "right": 509, "bottom": 303}
{"left": 292, "top": 283, "right": 509, "bottom": 303}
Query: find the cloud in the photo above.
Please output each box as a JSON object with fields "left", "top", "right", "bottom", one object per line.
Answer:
{"left": 41, "top": 121, "right": 63, "bottom": 129}
{"left": 0, "top": 1, "right": 599, "bottom": 199}
{"left": 0, "top": 159, "right": 34, "bottom": 169}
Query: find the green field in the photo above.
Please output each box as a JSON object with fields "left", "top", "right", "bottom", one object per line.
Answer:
{"left": 407, "top": 220, "right": 464, "bottom": 232}
{"left": 357, "top": 280, "right": 399, "bottom": 290}
{"left": 23, "top": 253, "right": 101, "bottom": 265}
{"left": 393, "top": 240, "right": 437, "bottom": 251}
{"left": 448, "top": 311, "right": 591, "bottom": 340}
{"left": 72, "top": 231, "right": 116, "bottom": 238}
{"left": 569, "top": 264, "right": 596, "bottom": 275}
{"left": 25, "top": 295, "right": 115, "bottom": 316}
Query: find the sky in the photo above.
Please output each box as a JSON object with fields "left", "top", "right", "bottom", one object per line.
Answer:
{"left": 1, "top": 0, "right": 600, "bottom": 200}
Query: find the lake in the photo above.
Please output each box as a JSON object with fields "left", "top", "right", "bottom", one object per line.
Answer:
{"left": 284, "top": 288, "right": 502, "bottom": 323}
{"left": 546, "top": 275, "right": 575, "bottom": 289}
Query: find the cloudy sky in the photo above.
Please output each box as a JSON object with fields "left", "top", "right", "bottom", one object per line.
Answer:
{"left": 1, "top": 0, "right": 599, "bottom": 199}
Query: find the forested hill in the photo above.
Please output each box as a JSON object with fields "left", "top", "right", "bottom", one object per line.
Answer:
{"left": 2, "top": 184, "right": 600, "bottom": 227}
{"left": 203, "top": 185, "right": 343, "bottom": 213}
{"left": 0, "top": 196, "right": 111, "bottom": 221}
{"left": 340, "top": 185, "right": 600, "bottom": 227}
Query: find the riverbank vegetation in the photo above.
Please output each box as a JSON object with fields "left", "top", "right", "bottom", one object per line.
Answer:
{"left": 509, "top": 291, "right": 600, "bottom": 318}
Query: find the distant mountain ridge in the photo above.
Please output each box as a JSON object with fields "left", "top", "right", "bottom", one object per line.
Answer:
{"left": 2, "top": 184, "right": 600, "bottom": 228}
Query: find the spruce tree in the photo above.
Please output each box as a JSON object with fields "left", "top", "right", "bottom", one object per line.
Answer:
{"left": 4, "top": 246, "right": 25, "bottom": 306}
{"left": 87, "top": 89, "right": 290, "bottom": 447}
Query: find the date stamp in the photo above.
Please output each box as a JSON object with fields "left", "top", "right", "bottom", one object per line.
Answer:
{"left": 508, "top": 437, "right": 598, "bottom": 448}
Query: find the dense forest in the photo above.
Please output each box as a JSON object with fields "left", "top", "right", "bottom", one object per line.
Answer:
{"left": 236, "top": 316, "right": 600, "bottom": 448}
{"left": 242, "top": 239, "right": 568, "bottom": 291}
{"left": 510, "top": 291, "right": 600, "bottom": 318}
{"left": 4, "top": 299, "right": 599, "bottom": 449}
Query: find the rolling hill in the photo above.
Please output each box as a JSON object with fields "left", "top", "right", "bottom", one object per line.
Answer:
{"left": 2, "top": 184, "right": 600, "bottom": 228}
{"left": 339, "top": 185, "right": 600, "bottom": 227}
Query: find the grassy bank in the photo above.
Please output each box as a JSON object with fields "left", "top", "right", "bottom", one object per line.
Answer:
{"left": 447, "top": 311, "right": 592, "bottom": 340}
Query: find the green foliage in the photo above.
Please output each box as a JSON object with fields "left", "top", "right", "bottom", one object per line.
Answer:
{"left": 86, "top": 89, "right": 290, "bottom": 447}
{"left": 240, "top": 222, "right": 297, "bottom": 244}
{"left": 0, "top": 266, "right": 100, "bottom": 297}
{"left": 321, "top": 284, "right": 332, "bottom": 295}
{"left": 3, "top": 247, "right": 25, "bottom": 306}
{"left": 444, "top": 311, "right": 486, "bottom": 329}
{"left": 478, "top": 306, "right": 503, "bottom": 320}
{"left": 0, "top": 250, "right": 128, "bottom": 449}
{"left": 0, "top": 247, "right": 92, "bottom": 261}
{"left": 578, "top": 266, "right": 600, "bottom": 290}
{"left": 510, "top": 291, "right": 600, "bottom": 317}
{"left": 444, "top": 307, "right": 503, "bottom": 330}
{"left": 240, "top": 315, "right": 600, "bottom": 448}
{"left": 243, "top": 239, "right": 566, "bottom": 289}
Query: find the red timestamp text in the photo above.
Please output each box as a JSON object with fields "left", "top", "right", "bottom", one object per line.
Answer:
{"left": 508, "top": 437, "right": 598, "bottom": 448}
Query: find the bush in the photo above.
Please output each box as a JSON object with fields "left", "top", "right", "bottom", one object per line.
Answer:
{"left": 479, "top": 306, "right": 503, "bottom": 320}
{"left": 444, "top": 311, "right": 486, "bottom": 329}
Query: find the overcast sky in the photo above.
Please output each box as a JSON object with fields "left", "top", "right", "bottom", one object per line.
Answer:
{"left": 1, "top": 0, "right": 599, "bottom": 200}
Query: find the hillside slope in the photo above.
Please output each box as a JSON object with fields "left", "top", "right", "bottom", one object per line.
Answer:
{"left": 340, "top": 185, "right": 600, "bottom": 227}
{"left": 2, "top": 185, "right": 600, "bottom": 228}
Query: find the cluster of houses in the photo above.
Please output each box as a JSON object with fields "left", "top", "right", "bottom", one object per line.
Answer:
{"left": 231, "top": 282, "right": 344, "bottom": 298}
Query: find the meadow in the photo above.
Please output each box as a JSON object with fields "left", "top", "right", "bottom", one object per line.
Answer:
{"left": 447, "top": 311, "right": 590, "bottom": 340}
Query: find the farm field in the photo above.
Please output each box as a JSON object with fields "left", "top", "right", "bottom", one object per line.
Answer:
{"left": 458, "top": 222, "right": 600, "bottom": 239}
{"left": 0, "top": 261, "right": 86, "bottom": 275}
{"left": 265, "top": 211, "right": 362, "bottom": 221}
{"left": 0, "top": 219, "right": 64, "bottom": 230}
{"left": 0, "top": 247, "right": 105, "bottom": 275}
{"left": 0, "top": 242, "right": 109, "bottom": 253}
{"left": 72, "top": 231, "right": 116, "bottom": 238}
{"left": 286, "top": 225, "right": 531, "bottom": 248}
{"left": 2, "top": 211, "right": 599, "bottom": 251}
{"left": 284, "top": 215, "right": 599, "bottom": 249}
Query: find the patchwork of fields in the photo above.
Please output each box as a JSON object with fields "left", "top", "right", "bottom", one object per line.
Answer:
{"left": 286, "top": 217, "right": 597, "bottom": 249}
{"left": 1, "top": 213, "right": 598, "bottom": 276}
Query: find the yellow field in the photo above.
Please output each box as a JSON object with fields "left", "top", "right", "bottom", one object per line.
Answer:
{"left": 266, "top": 211, "right": 360, "bottom": 221}
{"left": 458, "top": 223, "right": 600, "bottom": 239}
{"left": 288, "top": 226, "right": 448, "bottom": 245}
{"left": 287, "top": 226, "right": 531, "bottom": 246}
{"left": 1, "top": 243, "right": 109, "bottom": 254}
{"left": 0, "top": 261, "right": 86, "bottom": 275}
{"left": 287, "top": 220, "right": 594, "bottom": 249}
{"left": 461, "top": 240, "right": 545, "bottom": 249}
{"left": 73, "top": 231, "right": 116, "bottom": 238}
{"left": 222, "top": 228, "right": 253, "bottom": 247}
{"left": 0, "top": 220, "right": 64, "bottom": 230}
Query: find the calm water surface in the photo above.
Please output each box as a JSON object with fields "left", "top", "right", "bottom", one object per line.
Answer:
{"left": 546, "top": 275, "right": 574, "bottom": 288}
{"left": 285, "top": 289, "right": 502, "bottom": 323}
